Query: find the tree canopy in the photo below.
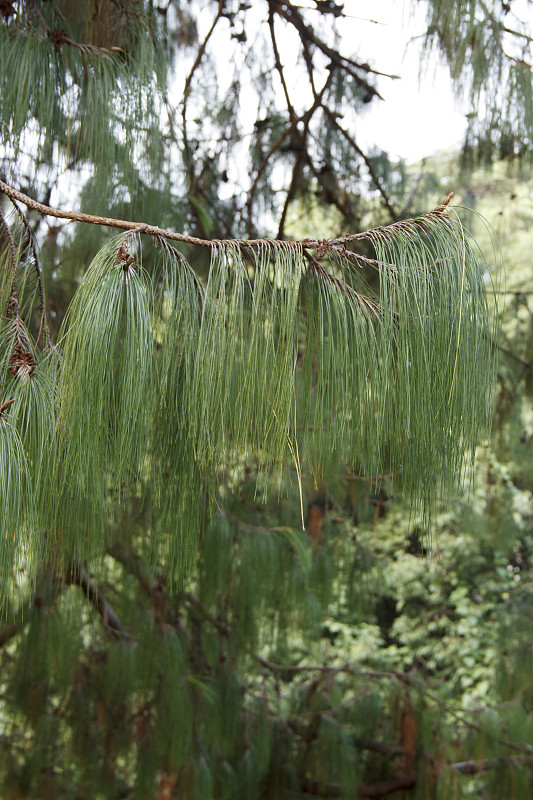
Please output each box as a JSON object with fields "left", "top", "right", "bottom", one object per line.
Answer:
{"left": 0, "top": 2, "right": 531, "bottom": 799}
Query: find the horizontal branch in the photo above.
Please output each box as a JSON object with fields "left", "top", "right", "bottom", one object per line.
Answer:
{"left": 299, "top": 773, "right": 415, "bottom": 798}
{"left": 447, "top": 755, "right": 533, "bottom": 775}
{"left": 0, "top": 179, "right": 454, "bottom": 252}
{"left": 258, "top": 657, "right": 412, "bottom": 684}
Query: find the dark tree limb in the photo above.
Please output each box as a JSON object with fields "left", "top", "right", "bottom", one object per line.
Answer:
{"left": 272, "top": 2, "right": 395, "bottom": 98}
{"left": 357, "top": 775, "right": 416, "bottom": 798}
{"left": 246, "top": 71, "right": 334, "bottom": 236}
{"left": 268, "top": 8, "right": 297, "bottom": 123}
{"left": 484, "top": 332, "right": 533, "bottom": 373}
{"left": 277, "top": 124, "right": 310, "bottom": 239}
{"left": 183, "top": 591, "right": 231, "bottom": 636}
{"left": 64, "top": 565, "right": 133, "bottom": 640}
{"left": 288, "top": 716, "right": 404, "bottom": 757}
{"left": 299, "top": 773, "right": 415, "bottom": 798}
{"left": 107, "top": 540, "right": 192, "bottom": 641}
{"left": 447, "top": 755, "right": 533, "bottom": 774}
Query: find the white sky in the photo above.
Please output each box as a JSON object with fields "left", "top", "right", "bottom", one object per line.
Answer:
{"left": 199, "top": 0, "right": 532, "bottom": 164}
{"left": 348, "top": 0, "right": 533, "bottom": 161}
{"left": 195, "top": 0, "right": 471, "bottom": 164}
{"left": 351, "top": 0, "right": 468, "bottom": 161}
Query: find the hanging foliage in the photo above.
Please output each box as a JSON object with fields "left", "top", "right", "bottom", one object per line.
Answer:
{"left": 0, "top": 1, "right": 165, "bottom": 180}
{"left": 0, "top": 181, "right": 497, "bottom": 605}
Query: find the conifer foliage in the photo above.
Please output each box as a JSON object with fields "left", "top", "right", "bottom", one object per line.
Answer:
{"left": 0, "top": 180, "right": 495, "bottom": 597}
{"left": 0, "top": 2, "right": 529, "bottom": 799}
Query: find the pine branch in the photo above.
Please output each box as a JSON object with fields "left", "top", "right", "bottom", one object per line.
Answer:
{"left": 447, "top": 755, "right": 533, "bottom": 774}
{"left": 0, "top": 178, "right": 453, "bottom": 251}
{"left": 0, "top": 177, "right": 492, "bottom": 574}
{"left": 19, "top": 2, "right": 128, "bottom": 59}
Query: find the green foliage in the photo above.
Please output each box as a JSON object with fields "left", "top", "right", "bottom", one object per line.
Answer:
{"left": 2, "top": 1, "right": 533, "bottom": 798}
{"left": 0, "top": 413, "right": 32, "bottom": 592}
{"left": 0, "top": 1, "right": 165, "bottom": 181}
{"left": 0, "top": 208, "right": 497, "bottom": 605}
{"left": 0, "top": 488, "right": 532, "bottom": 799}
{"left": 56, "top": 236, "right": 153, "bottom": 533}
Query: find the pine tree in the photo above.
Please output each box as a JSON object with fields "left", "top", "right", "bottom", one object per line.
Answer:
{"left": 0, "top": 2, "right": 531, "bottom": 799}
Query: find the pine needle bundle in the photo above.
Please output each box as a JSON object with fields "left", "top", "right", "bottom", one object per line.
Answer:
{"left": 0, "top": 184, "right": 498, "bottom": 603}
{"left": 55, "top": 235, "right": 152, "bottom": 547}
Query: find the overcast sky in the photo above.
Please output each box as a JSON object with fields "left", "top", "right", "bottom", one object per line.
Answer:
{"left": 353, "top": 0, "right": 468, "bottom": 161}
{"left": 197, "top": 0, "right": 472, "bottom": 164}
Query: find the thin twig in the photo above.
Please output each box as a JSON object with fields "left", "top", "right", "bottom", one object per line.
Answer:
{"left": 246, "top": 71, "right": 334, "bottom": 236}
{"left": 182, "top": 0, "right": 226, "bottom": 231}
{"left": 268, "top": 8, "right": 297, "bottom": 123}
{"left": 304, "top": 250, "right": 380, "bottom": 315}
{"left": 0, "top": 398, "right": 15, "bottom": 416}
{"left": 8, "top": 197, "right": 51, "bottom": 349}
{"left": 322, "top": 106, "right": 400, "bottom": 221}
{"left": 0, "top": 178, "right": 454, "bottom": 251}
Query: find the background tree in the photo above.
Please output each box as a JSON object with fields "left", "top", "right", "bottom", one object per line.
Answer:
{"left": 0, "top": 2, "right": 531, "bottom": 799}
